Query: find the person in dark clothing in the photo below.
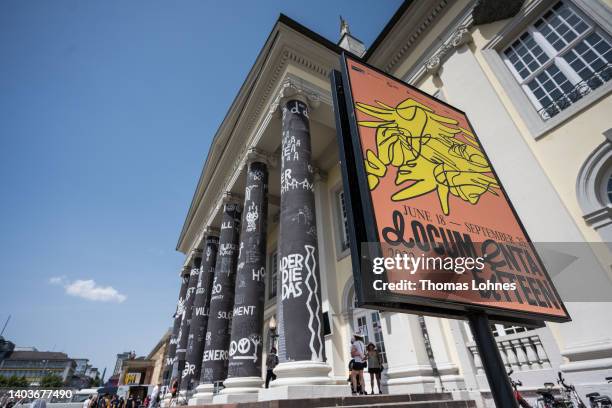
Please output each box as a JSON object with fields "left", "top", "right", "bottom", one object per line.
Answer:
{"left": 125, "top": 395, "right": 134, "bottom": 408}
{"left": 265, "top": 347, "right": 279, "bottom": 388}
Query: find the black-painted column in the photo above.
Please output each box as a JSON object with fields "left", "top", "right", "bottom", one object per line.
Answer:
{"left": 163, "top": 267, "right": 191, "bottom": 385}
{"left": 181, "top": 233, "right": 219, "bottom": 391}
{"left": 277, "top": 99, "right": 325, "bottom": 363}
{"left": 199, "top": 200, "right": 242, "bottom": 385}
{"left": 172, "top": 252, "right": 202, "bottom": 381}
{"left": 226, "top": 160, "right": 269, "bottom": 382}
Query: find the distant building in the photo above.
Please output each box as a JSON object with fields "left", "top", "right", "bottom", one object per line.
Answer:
{"left": 117, "top": 331, "right": 170, "bottom": 386}
{"left": 73, "top": 358, "right": 89, "bottom": 376}
{"left": 0, "top": 350, "right": 76, "bottom": 385}
{"left": 113, "top": 352, "right": 131, "bottom": 376}
{"left": 85, "top": 366, "right": 99, "bottom": 380}
{"left": 0, "top": 336, "right": 15, "bottom": 361}
{"left": 146, "top": 330, "right": 171, "bottom": 385}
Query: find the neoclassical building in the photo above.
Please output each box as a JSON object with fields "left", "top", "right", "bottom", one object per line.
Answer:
{"left": 162, "top": 1, "right": 612, "bottom": 406}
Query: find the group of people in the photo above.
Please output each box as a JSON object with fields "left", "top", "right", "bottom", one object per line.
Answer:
{"left": 349, "top": 332, "right": 383, "bottom": 395}
{"left": 84, "top": 389, "right": 160, "bottom": 408}
{"left": 262, "top": 334, "right": 383, "bottom": 396}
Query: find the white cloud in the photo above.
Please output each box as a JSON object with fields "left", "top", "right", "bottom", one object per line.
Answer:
{"left": 49, "top": 277, "right": 126, "bottom": 303}
{"left": 49, "top": 276, "right": 66, "bottom": 285}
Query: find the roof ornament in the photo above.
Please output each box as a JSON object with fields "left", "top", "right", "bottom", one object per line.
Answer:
{"left": 340, "top": 15, "right": 350, "bottom": 37}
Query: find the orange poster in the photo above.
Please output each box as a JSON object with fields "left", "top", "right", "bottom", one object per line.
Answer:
{"left": 338, "top": 56, "right": 569, "bottom": 323}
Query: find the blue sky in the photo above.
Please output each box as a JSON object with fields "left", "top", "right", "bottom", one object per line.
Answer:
{"left": 0, "top": 1, "right": 402, "bottom": 377}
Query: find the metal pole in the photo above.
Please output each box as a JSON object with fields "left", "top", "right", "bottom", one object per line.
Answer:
{"left": 467, "top": 312, "right": 518, "bottom": 408}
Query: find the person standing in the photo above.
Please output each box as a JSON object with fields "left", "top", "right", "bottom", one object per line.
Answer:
{"left": 149, "top": 383, "right": 160, "bottom": 408}
{"left": 366, "top": 343, "right": 383, "bottom": 394}
{"left": 350, "top": 333, "right": 366, "bottom": 395}
{"left": 83, "top": 395, "right": 93, "bottom": 408}
{"left": 265, "top": 347, "right": 279, "bottom": 388}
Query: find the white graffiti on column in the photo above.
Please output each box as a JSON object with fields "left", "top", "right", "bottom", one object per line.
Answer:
{"left": 246, "top": 202, "right": 259, "bottom": 232}
{"left": 282, "top": 135, "right": 301, "bottom": 162}
{"left": 281, "top": 169, "right": 313, "bottom": 194}
{"left": 252, "top": 267, "right": 264, "bottom": 282}
{"left": 251, "top": 169, "right": 265, "bottom": 182}
{"left": 282, "top": 100, "right": 309, "bottom": 119}
{"left": 229, "top": 335, "right": 261, "bottom": 362}
{"left": 181, "top": 362, "right": 195, "bottom": 378}
{"left": 290, "top": 205, "right": 312, "bottom": 225}
{"left": 211, "top": 277, "right": 221, "bottom": 295}
{"left": 281, "top": 252, "right": 303, "bottom": 300}
{"left": 225, "top": 203, "right": 240, "bottom": 212}
{"left": 205, "top": 331, "right": 211, "bottom": 346}
{"left": 245, "top": 184, "right": 258, "bottom": 201}
{"left": 304, "top": 245, "right": 323, "bottom": 361}
{"left": 219, "top": 243, "right": 237, "bottom": 256}
{"left": 175, "top": 297, "right": 185, "bottom": 317}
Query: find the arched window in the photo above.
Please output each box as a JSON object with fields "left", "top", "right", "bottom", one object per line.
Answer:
{"left": 576, "top": 129, "right": 612, "bottom": 240}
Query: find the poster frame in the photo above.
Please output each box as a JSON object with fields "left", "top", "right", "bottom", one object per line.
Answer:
{"left": 332, "top": 53, "right": 571, "bottom": 326}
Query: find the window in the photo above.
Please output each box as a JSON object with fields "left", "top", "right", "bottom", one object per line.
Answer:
{"left": 502, "top": 1, "right": 611, "bottom": 120}
{"left": 268, "top": 251, "right": 278, "bottom": 300}
{"left": 606, "top": 172, "right": 612, "bottom": 204}
{"left": 337, "top": 190, "right": 350, "bottom": 251}
{"left": 491, "top": 324, "right": 534, "bottom": 337}
{"left": 371, "top": 312, "right": 387, "bottom": 364}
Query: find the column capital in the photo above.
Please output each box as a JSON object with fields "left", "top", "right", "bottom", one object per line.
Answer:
{"left": 313, "top": 167, "right": 328, "bottom": 183}
{"left": 202, "top": 225, "right": 220, "bottom": 236}
{"left": 222, "top": 191, "right": 243, "bottom": 206}
{"left": 425, "top": 25, "right": 473, "bottom": 75}
{"left": 269, "top": 77, "right": 321, "bottom": 115}
{"left": 180, "top": 265, "right": 191, "bottom": 277}
{"left": 246, "top": 147, "right": 276, "bottom": 167}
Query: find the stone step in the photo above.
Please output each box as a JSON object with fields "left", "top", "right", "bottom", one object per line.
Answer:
{"left": 319, "top": 400, "right": 477, "bottom": 408}
{"left": 184, "top": 393, "right": 475, "bottom": 408}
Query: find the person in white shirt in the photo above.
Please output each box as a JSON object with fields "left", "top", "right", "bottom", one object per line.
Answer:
{"left": 350, "top": 332, "right": 366, "bottom": 395}
{"left": 83, "top": 396, "right": 93, "bottom": 408}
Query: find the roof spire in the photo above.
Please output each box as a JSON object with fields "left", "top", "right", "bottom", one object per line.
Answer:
{"left": 337, "top": 16, "right": 365, "bottom": 57}
{"left": 340, "top": 15, "right": 350, "bottom": 36}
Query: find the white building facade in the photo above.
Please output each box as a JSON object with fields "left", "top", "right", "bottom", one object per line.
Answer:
{"left": 165, "top": 1, "right": 612, "bottom": 406}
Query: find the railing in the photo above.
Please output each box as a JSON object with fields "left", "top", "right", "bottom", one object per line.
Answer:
{"left": 468, "top": 334, "right": 551, "bottom": 374}
{"left": 537, "top": 63, "right": 611, "bottom": 120}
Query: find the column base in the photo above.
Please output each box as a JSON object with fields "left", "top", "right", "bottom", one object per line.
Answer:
{"left": 187, "top": 383, "right": 213, "bottom": 406}
{"left": 212, "top": 393, "right": 258, "bottom": 404}
{"left": 258, "top": 384, "right": 350, "bottom": 401}
{"left": 270, "top": 360, "right": 334, "bottom": 387}
{"left": 219, "top": 376, "right": 263, "bottom": 394}
{"left": 384, "top": 364, "right": 436, "bottom": 394}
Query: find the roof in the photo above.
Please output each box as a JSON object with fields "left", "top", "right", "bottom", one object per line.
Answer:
{"left": 364, "top": 0, "right": 414, "bottom": 60}
{"left": 175, "top": 14, "right": 343, "bottom": 252}
{"left": 6, "top": 351, "right": 70, "bottom": 361}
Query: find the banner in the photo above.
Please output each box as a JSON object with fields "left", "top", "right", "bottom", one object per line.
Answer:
{"left": 333, "top": 54, "right": 570, "bottom": 324}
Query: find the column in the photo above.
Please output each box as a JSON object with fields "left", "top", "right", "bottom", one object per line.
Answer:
{"left": 216, "top": 154, "right": 269, "bottom": 403}
{"left": 180, "top": 231, "right": 219, "bottom": 395}
{"left": 162, "top": 267, "right": 191, "bottom": 386}
{"left": 379, "top": 313, "right": 436, "bottom": 394}
{"left": 171, "top": 250, "right": 202, "bottom": 388}
{"left": 260, "top": 91, "right": 347, "bottom": 400}
{"left": 189, "top": 197, "right": 241, "bottom": 405}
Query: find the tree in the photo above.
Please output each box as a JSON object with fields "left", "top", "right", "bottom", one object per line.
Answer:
{"left": 6, "top": 375, "right": 29, "bottom": 387}
{"left": 91, "top": 376, "right": 102, "bottom": 387}
{"left": 40, "top": 374, "right": 64, "bottom": 388}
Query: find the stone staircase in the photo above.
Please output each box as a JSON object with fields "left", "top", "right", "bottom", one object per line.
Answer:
{"left": 185, "top": 392, "right": 476, "bottom": 408}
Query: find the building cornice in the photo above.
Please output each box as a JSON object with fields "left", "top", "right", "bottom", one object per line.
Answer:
{"left": 176, "top": 17, "right": 340, "bottom": 255}
{"left": 365, "top": 0, "right": 453, "bottom": 72}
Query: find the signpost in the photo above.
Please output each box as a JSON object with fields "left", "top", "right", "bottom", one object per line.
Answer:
{"left": 331, "top": 54, "right": 570, "bottom": 408}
